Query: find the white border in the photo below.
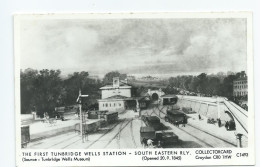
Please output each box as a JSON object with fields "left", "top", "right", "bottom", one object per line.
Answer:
{"left": 13, "top": 12, "right": 254, "bottom": 166}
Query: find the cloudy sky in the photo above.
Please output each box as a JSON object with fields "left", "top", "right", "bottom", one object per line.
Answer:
{"left": 20, "top": 18, "right": 247, "bottom": 77}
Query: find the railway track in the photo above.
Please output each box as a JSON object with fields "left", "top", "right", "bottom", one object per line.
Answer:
{"left": 104, "top": 118, "right": 125, "bottom": 149}
{"left": 130, "top": 119, "right": 137, "bottom": 148}
{"left": 175, "top": 126, "right": 214, "bottom": 148}
{"left": 117, "top": 119, "right": 124, "bottom": 149}
{"left": 62, "top": 135, "right": 86, "bottom": 149}
{"left": 149, "top": 110, "right": 213, "bottom": 147}
{"left": 104, "top": 119, "right": 132, "bottom": 148}
{"left": 29, "top": 110, "right": 137, "bottom": 149}
{"left": 85, "top": 118, "right": 127, "bottom": 149}
{"left": 156, "top": 112, "right": 213, "bottom": 148}
{"left": 155, "top": 106, "right": 240, "bottom": 146}
{"left": 46, "top": 133, "right": 79, "bottom": 149}
{"left": 59, "top": 119, "right": 125, "bottom": 149}
{"left": 186, "top": 124, "right": 236, "bottom": 147}
{"left": 149, "top": 108, "right": 236, "bottom": 148}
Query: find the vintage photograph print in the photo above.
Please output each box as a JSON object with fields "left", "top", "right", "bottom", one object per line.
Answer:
{"left": 14, "top": 13, "right": 254, "bottom": 166}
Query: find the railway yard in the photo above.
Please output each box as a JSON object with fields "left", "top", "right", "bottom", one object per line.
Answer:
{"left": 25, "top": 104, "right": 238, "bottom": 149}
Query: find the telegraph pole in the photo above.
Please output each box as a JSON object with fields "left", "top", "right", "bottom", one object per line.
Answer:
{"left": 79, "top": 90, "right": 83, "bottom": 138}
{"left": 76, "top": 89, "right": 88, "bottom": 143}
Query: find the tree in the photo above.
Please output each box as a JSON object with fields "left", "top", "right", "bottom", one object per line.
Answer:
{"left": 63, "top": 71, "right": 102, "bottom": 108}
{"left": 184, "top": 76, "right": 193, "bottom": 91}
{"left": 103, "top": 71, "right": 127, "bottom": 85}
{"left": 206, "top": 77, "right": 221, "bottom": 95}
{"left": 163, "top": 86, "right": 179, "bottom": 94}
{"left": 20, "top": 69, "right": 102, "bottom": 115}
{"left": 189, "top": 76, "right": 199, "bottom": 92}
{"left": 20, "top": 68, "right": 38, "bottom": 114}
{"left": 196, "top": 73, "right": 208, "bottom": 93}
{"left": 219, "top": 74, "right": 237, "bottom": 98}
{"left": 217, "top": 71, "right": 225, "bottom": 76}
{"left": 165, "top": 71, "right": 246, "bottom": 99}
{"left": 227, "top": 71, "right": 235, "bottom": 76}
{"left": 32, "top": 69, "right": 63, "bottom": 116}
{"left": 20, "top": 69, "right": 63, "bottom": 116}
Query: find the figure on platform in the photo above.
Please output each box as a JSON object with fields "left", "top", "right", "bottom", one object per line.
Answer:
{"left": 175, "top": 121, "right": 179, "bottom": 127}
{"left": 157, "top": 140, "right": 162, "bottom": 148}
{"left": 225, "top": 121, "right": 230, "bottom": 130}
{"left": 218, "top": 118, "right": 221, "bottom": 127}
{"left": 147, "top": 139, "right": 154, "bottom": 148}
{"left": 182, "top": 116, "right": 187, "bottom": 127}
{"left": 142, "top": 138, "right": 148, "bottom": 148}
{"left": 198, "top": 114, "right": 201, "bottom": 120}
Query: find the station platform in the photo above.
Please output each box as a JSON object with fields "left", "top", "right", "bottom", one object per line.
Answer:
{"left": 22, "top": 118, "right": 100, "bottom": 142}
{"left": 186, "top": 113, "right": 248, "bottom": 147}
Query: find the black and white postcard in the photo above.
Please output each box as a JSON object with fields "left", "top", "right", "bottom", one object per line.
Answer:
{"left": 14, "top": 12, "right": 254, "bottom": 166}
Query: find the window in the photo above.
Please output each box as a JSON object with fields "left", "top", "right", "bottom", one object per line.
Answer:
{"left": 110, "top": 103, "right": 111, "bottom": 107}
{"left": 106, "top": 103, "right": 108, "bottom": 107}
{"left": 119, "top": 103, "right": 121, "bottom": 107}
{"left": 114, "top": 103, "right": 116, "bottom": 107}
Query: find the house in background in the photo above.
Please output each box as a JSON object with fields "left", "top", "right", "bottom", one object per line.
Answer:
{"left": 233, "top": 76, "right": 248, "bottom": 97}
{"left": 233, "top": 72, "right": 248, "bottom": 111}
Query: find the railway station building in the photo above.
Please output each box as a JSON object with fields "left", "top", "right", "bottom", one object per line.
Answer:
{"left": 98, "top": 95, "right": 128, "bottom": 111}
{"left": 98, "top": 77, "right": 147, "bottom": 112}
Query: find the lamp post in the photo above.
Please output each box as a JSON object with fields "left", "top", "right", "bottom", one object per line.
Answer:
{"left": 217, "top": 97, "right": 223, "bottom": 119}
{"left": 236, "top": 133, "right": 243, "bottom": 148}
{"left": 76, "top": 89, "right": 88, "bottom": 143}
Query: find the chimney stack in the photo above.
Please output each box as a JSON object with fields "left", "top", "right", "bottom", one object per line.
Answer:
{"left": 113, "top": 77, "right": 120, "bottom": 88}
